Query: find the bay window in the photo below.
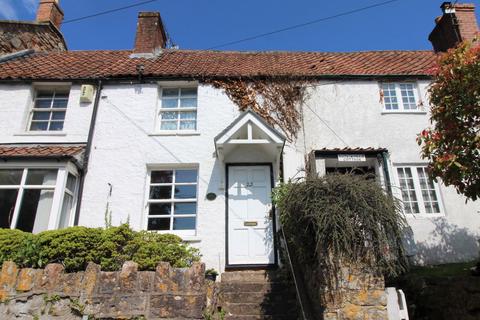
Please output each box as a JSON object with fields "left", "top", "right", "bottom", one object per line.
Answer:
{"left": 0, "top": 166, "right": 78, "bottom": 233}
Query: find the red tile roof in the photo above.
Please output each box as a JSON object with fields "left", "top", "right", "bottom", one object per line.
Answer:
{"left": 0, "top": 145, "right": 85, "bottom": 158}
{"left": 0, "top": 49, "right": 438, "bottom": 80}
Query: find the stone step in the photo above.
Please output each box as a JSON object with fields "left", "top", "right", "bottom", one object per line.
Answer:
{"left": 225, "top": 315, "right": 299, "bottom": 320}
{"left": 221, "top": 270, "right": 290, "bottom": 283}
{"left": 224, "top": 302, "right": 299, "bottom": 317}
{"left": 221, "top": 291, "right": 297, "bottom": 304}
{"left": 221, "top": 281, "right": 296, "bottom": 294}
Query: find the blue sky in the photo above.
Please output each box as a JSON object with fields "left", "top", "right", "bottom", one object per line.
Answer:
{"left": 1, "top": 0, "right": 479, "bottom": 52}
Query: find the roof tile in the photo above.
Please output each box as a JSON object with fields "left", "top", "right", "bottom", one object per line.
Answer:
{"left": 0, "top": 145, "right": 85, "bottom": 158}
{"left": 0, "top": 49, "right": 438, "bottom": 80}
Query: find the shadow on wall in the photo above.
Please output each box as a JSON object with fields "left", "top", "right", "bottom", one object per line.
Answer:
{"left": 404, "top": 218, "right": 479, "bottom": 265}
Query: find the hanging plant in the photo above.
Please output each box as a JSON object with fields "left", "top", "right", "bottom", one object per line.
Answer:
{"left": 206, "top": 78, "right": 308, "bottom": 141}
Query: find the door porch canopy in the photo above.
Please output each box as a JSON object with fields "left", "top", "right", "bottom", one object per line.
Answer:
{"left": 214, "top": 110, "right": 286, "bottom": 163}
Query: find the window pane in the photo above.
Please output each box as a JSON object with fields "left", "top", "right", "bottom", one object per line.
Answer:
{"left": 162, "top": 88, "right": 179, "bottom": 97}
{"left": 30, "top": 122, "right": 48, "bottom": 131}
{"left": 161, "top": 111, "right": 178, "bottom": 120}
{"left": 180, "top": 98, "right": 197, "bottom": 108}
{"left": 175, "top": 169, "right": 197, "bottom": 183}
{"left": 179, "top": 121, "right": 196, "bottom": 130}
{"left": 0, "top": 170, "right": 23, "bottom": 185}
{"left": 161, "top": 99, "right": 178, "bottom": 108}
{"left": 26, "top": 169, "right": 57, "bottom": 185}
{"left": 180, "top": 88, "right": 197, "bottom": 97}
{"left": 160, "top": 121, "right": 178, "bottom": 130}
{"left": 148, "top": 217, "right": 170, "bottom": 230}
{"left": 51, "top": 111, "right": 66, "bottom": 120}
{"left": 36, "top": 91, "right": 53, "bottom": 99}
{"left": 150, "top": 186, "right": 172, "bottom": 199}
{"left": 180, "top": 112, "right": 196, "bottom": 120}
{"left": 66, "top": 174, "right": 76, "bottom": 192}
{"left": 32, "top": 111, "right": 50, "bottom": 120}
{"left": 0, "top": 189, "right": 18, "bottom": 228}
{"left": 174, "top": 185, "right": 196, "bottom": 199}
{"left": 174, "top": 202, "right": 196, "bottom": 215}
{"left": 49, "top": 122, "right": 64, "bottom": 131}
{"left": 52, "top": 99, "right": 68, "bottom": 108}
{"left": 16, "top": 189, "right": 54, "bottom": 233}
{"left": 173, "top": 217, "right": 195, "bottom": 230}
{"left": 151, "top": 170, "right": 173, "bottom": 183}
{"left": 54, "top": 92, "right": 69, "bottom": 99}
{"left": 34, "top": 99, "right": 52, "bottom": 109}
{"left": 149, "top": 203, "right": 171, "bottom": 216}
{"left": 59, "top": 193, "right": 73, "bottom": 229}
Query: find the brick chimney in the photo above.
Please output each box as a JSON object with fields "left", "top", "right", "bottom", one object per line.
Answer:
{"left": 133, "top": 12, "right": 167, "bottom": 54}
{"left": 36, "top": 0, "right": 64, "bottom": 30}
{"left": 429, "top": 2, "right": 479, "bottom": 52}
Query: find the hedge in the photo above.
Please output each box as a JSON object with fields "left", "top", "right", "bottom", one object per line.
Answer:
{"left": 0, "top": 224, "right": 200, "bottom": 272}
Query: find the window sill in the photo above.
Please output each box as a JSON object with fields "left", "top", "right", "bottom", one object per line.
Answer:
{"left": 14, "top": 132, "right": 67, "bottom": 136}
{"left": 405, "top": 213, "right": 444, "bottom": 219}
{"left": 149, "top": 131, "right": 200, "bottom": 137}
{"left": 381, "top": 111, "right": 427, "bottom": 115}
{"left": 181, "top": 236, "right": 202, "bottom": 242}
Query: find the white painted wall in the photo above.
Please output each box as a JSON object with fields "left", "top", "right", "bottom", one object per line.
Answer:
{"left": 79, "top": 83, "right": 243, "bottom": 271}
{"left": 283, "top": 80, "right": 480, "bottom": 265}
{"left": 0, "top": 84, "right": 94, "bottom": 144}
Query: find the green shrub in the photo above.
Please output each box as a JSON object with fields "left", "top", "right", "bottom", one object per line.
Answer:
{"left": 126, "top": 231, "right": 200, "bottom": 270}
{"left": 0, "top": 225, "right": 200, "bottom": 272}
{"left": 36, "top": 227, "right": 103, "bottom": 271}
{"left": 274, "top": 174, "right": 408, "bottom": 289}
{"left": 0, "top": 228, "right": 36, "bottom": 267}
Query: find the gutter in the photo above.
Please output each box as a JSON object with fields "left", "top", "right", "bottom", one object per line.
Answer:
{"left": 73, "top": 80, "right": 103, "bottom": 226}
{"left": 382, "top": 151, "right": 392, "bottom": 195}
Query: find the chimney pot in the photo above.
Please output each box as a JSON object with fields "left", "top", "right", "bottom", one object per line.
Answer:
{"left": 133, "top": 12, "right": 168, "bottom": 54}
{"left": 36, "top": 0, "right": 64, "bottom": 29}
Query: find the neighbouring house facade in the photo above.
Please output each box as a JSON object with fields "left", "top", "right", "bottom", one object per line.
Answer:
{"left": 0, "top": 1, "right": 478, "bottom": 272}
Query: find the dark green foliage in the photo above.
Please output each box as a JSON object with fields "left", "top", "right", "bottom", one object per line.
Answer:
{"left": 274, "top": 174, "right": 408, "bottom": 288}
{"left": 0, "top": 225, "right": 200, "bottom": 272}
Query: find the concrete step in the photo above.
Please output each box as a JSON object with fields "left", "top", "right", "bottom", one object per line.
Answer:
{"left": 221, "top": 281, "right": 296, "bottom": 294}
{"left": 224, "top": 302, "right": 299, "bottom": 317}
{"left": 221, "top": 270, "right": 289, "bottom": 283}
{"left": 221, "top": 291, "right": 297, "bottom": 304}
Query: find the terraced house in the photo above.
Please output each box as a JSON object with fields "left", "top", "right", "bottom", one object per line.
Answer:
{"left": 0, "top": 0, "right": 478, "bottom": 273}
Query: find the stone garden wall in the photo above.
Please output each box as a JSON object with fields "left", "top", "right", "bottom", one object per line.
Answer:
{"left": 0, "top": 260, "right": 206, "bottom": 319}
{"left": 303, "top": 263, "right": 388, "bottom": 320}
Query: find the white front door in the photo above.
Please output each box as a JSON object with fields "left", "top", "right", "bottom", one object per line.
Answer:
{"left": 227, "top": 165, "right": 275, "bottom": 265}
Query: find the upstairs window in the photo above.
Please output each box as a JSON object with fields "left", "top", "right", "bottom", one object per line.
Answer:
{"left": 396, "top": 166, "right": 442, "bottom": 216}
{"left": 381, "top": 83, "right": 419, "bottom": 112}
{"left": 146, "top": 168, "right": 198, "bottom": 235}
{"left": 29, "top": 88, "right": 70, "bottom": 131}
{"left": 159, "top": 87, "right": 197, "bottom": 131}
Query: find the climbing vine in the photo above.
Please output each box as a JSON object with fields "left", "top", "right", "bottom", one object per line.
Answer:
{"left": 207, "top": 78, "right": 308, "bottom": 141}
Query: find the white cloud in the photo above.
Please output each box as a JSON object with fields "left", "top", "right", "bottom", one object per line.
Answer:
{"left": 0, "top": 1, "right": 19, "bottom": 20}
{"left": 21, "top": 0, "right": 37, "bottom": 14}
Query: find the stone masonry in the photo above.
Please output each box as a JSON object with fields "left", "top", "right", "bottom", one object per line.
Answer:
{"left": 0, "top": 260, "right": 206, "bottom": 319}
{"left": 303, "top": 263, "right": 388, "bottom": 320}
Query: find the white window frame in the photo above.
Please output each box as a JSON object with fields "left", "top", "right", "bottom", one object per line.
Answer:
{"left": 0, "top": 162, "right": 79, "bottom": 232}
{"left": 393, "top": 164, "right": 444, "bottom": 217}
{"left": 144, "top": 165, "right": 199, "bottom": 236}
{"left": 380, "top": 82, "right": 423, "bottom": 113}
{"left": 27, "top": 85, "right": 71, "bottom": 132}
{"left": 157, "top": 85, "right": 198, "bottom": 134}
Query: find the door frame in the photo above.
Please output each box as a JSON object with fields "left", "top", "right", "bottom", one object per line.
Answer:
{"left": 225, "top": 163, "right": 278, "bottom": 269}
